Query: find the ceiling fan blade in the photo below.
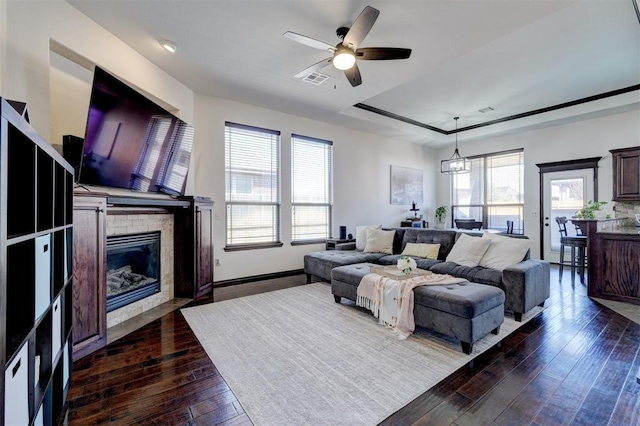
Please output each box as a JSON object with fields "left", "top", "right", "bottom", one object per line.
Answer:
{"left": 283, "top": 31, "right": 335, "bottom": 52}
{"left": 294, "top": 58, "right": 332, "bottom": 79}
{"left": 343, "top": 6, "right": 380, "bottom": 49}
{"left": 355, "top": 47, "right": 412, "bottom": 60}
{"left": 344, "top": 63, "right": 362, "bottom": 87}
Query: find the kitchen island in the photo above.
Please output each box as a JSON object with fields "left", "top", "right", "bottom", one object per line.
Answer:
{"left": 574, "top": 219, "right": 640, "bottom": 306}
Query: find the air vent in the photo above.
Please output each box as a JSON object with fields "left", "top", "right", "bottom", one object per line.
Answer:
{"left": 302, "top": 72, "right": 330, "bottom": 85}
{"left": 478, "top": 106, "right": 495, "bottom": 113}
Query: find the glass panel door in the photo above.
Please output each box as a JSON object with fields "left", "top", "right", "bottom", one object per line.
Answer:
{"left": 542, "top": 170, "right": 593, "bottom": 262}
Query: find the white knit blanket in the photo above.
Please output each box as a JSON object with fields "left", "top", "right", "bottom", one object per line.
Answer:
{"left": 356, "top": 272, "right": 468, "bottom": 339}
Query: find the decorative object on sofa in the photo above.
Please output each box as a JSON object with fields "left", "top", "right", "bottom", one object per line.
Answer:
{"left": 355, "top": 224, "right": 381, "bottom": 250}
{"left": 390, "top": 165, "right": 423, "bottom": 205}
{"left": 363, "top": 228, "right": 395, "bottom": 254}
{"left": 401, "top": 243, "right": 440, "bottom": 259}
{"left": 445, "top": 233, "right": 491, "bottom": 267}
{"left": 283, "top": 6, "right": 412, "bottom": 87}
{"left": 478, "top": 232, "right": 533, "bottom": 271}
{"left": 574, "top": 200, "right": 609, "bottom": 219}
{"left": 441, "top": 117, "right": 470, "bottom": 174}
{"left": 397, "top": 255, "right": 417, "bottom": 275}
{"left": 435, "top": 205, "right": 448, "bottom": 223}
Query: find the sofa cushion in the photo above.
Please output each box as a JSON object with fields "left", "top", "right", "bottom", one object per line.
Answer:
{"left": 378, "top": 254, "right": 442, "bottom": 270}
{"left": 305, "top": 252, "right": 384, "bottom": 282}
{"left": 445, "top": 233, "right": 491, "bottom": 267}
{"left": 478, "top": 232, "right": 533, "bottom": 270}
{"left": 413, "top": 282, "right": 505, "bottom": 319}
{"left": 429, "top": 262, "right": 503, "bottom": 287}
{"left": 331, "top": 263, "right": 377, "bottom": 286}
{"left": 363, "top": 228, "right": 395, "bottom": 254}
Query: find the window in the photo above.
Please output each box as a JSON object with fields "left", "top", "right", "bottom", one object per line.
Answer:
{"left": 131, "top": 116, "right": 172, "bottom": 191}
{"left": 157, "top": 120, "right": 194, "bottom": 195}
{"left": 451, "top": 149, "right": 524, "bottom": 233}
{"left": 291, "top": 134, "right": 333, "bottom": 243}
{"left": 225, "top": 122, "right": 281, "bottom": 249}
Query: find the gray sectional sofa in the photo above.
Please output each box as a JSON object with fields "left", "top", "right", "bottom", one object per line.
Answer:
{"left": 304, "top": 228, "right": 550, "bottom": 321}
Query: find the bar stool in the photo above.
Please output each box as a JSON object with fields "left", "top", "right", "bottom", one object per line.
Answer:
{"left": 555, "top": 216, "right": 587, "bottom": 283}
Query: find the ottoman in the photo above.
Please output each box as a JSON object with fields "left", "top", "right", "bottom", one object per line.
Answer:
{"left": 331, "top": 263, "right": 505, "bottom": 354}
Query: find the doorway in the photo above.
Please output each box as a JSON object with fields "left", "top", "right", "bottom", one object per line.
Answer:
{"left": 536, "top": 157, "right": 601, "bottom": 262}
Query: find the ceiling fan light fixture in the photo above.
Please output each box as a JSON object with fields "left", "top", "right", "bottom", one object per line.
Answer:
{"left": 441, "top": 117, "right": 470, "bottom": 174}
{"left": 159, "top": 39, "right": 178, "bottom": 53}
{"left": 333, "top": 48, "right": 356, "bottom": 70}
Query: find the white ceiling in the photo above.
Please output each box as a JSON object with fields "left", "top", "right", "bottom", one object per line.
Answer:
{"left": 66, "top": 0, "right": 640, "bottom": 147}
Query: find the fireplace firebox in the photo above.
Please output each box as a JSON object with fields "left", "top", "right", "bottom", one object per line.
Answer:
{"left": 106, "top": 231, "right": 161, "bottom": 312}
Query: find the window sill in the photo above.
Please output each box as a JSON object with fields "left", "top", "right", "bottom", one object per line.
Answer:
{"left": 291, "top": 239, "right": 326, "bottom": 246}
{"left": 224, "top": 242, "right": 283, "bottom": 252}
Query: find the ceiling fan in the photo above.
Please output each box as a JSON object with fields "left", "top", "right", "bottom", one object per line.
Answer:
{"left": 283, "top": 5, "right": 412, "bottom": 87}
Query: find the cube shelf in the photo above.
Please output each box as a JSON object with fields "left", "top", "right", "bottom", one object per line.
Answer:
{"left": 1, "top": 98, "right": 74, "bottom": 426}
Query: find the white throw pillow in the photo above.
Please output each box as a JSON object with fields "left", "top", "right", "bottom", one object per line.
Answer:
{"left": 401, "top": 243, "right": 441, "bottom": 259}
{"left": 479, "top": 232, "right": 533, "bottom": 271}
{"left": 363, "top": 228, "right": 395, "bottom": 254}
{"left": 445, "top": 233, "right": 491, "bottom": 267}
{"left": 355, "top": 225, "right": 381, "bottom": 251}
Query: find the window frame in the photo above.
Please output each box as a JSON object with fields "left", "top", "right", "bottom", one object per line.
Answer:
{"left": 290, "top": 133, "right": 333, "bottom": 245}
{"left": 224, "top": 121, "right": 282, "bottom": 251}
{"left": 450, "top": 149, "right": 525, "bottom": 233}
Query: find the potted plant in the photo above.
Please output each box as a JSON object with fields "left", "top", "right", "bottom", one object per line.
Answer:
{"left": 435, "top": 205, "right": 448, "bottom": 223}
{"left": 574, "top": 200, "right": 610, "bottom": 219}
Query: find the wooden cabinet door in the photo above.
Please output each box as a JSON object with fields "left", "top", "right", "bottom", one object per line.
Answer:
{"left": 72, "top": 195, "right": 107, "bottom": 359}
{"left": 195, "top": 202, "right": 214, "bottom": 298}
{"left": 612, "top": 147, "right": 640, "bottom": 201}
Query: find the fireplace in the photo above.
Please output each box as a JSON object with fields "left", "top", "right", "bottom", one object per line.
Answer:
{"left": 106, "top": 231, "right": 161, "bottom": 312}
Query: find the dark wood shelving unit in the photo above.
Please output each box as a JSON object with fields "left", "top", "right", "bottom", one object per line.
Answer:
{"left": 1, "top": 98, "right": 74, "bottom": 425}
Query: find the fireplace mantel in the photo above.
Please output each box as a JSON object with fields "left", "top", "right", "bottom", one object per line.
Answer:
{"left": 72, "top": 191, "right": 214, "bottom": 359}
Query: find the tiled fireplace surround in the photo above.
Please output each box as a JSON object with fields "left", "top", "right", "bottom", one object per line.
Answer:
{"left": 106, "top": 212, "right": 174, "bottom": 329}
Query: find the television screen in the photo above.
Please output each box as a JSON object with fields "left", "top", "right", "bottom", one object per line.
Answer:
{"left": 78, "top": 67, "right": 194, "bottom": 196}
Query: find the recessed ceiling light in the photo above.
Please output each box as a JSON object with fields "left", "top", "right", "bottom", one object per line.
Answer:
{"left": 159, "top": 39, "right": 178, "bottom": 53}
{"left": 478, "top": 106, "right": 495, "bottom": 113}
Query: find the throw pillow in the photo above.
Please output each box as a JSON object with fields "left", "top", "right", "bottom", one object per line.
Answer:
{"left": 445, "top": 233, "right": 491, "bottom": 267}
{"left": 401, "top": 243, "right": 440, "bottom": 259}
{"left": 363, "top": 228, "right": 395, "bottom": 254}
{"left": 355, "top": 224, "right": 381, "bottom": 251}
{"left": 479, "top": 232, "right": 533, "bottom": 271}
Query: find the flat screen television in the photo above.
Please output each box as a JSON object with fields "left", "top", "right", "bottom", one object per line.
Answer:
{"left": 78, "top": 66, "right": 194, "bottom": 196}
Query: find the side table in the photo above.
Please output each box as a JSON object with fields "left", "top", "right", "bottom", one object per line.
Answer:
{"left": 326, "top": 238, "right": 355, "bottom": 250}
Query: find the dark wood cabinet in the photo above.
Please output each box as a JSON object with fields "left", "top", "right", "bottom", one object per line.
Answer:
{"left": 72, "top": 194, "right": 107, "bottom": 359}
{"left": 589, "top": 231, "right": 640, "bottom": 305}
{"left": 175, "top": 197, "right": 214, "bottom": 299}
{"left": 1, "top": 98, "right": 73, "bottom": 425}
{"left": 610, "top": 146, "right": 640, "bottom": 201}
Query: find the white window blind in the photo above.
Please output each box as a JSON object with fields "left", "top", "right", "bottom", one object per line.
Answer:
{"left": 291, "top": 134, "right": 333, "bottom": 242}
{"left": 225, "top": 122, "right": 281, "bottom": 248}
{"left": 451, "top": 150, "right": 524, "bottom": 233}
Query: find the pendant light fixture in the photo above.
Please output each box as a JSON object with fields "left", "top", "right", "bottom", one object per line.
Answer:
{"left": 441, "top": 116, "right": 470, "bottom": 174}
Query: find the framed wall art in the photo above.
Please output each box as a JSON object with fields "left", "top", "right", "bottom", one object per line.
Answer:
{"left": 390, "top": 165, "right": 423, "bottom": 205}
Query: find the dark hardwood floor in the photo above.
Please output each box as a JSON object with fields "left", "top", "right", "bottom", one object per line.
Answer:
{"left": 60, "top": 267, "right": 640, "bottom": 425}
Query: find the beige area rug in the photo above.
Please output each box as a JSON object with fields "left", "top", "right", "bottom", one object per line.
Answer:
{"left": 182, "top": 283, "right": 543, "bottom": 426}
